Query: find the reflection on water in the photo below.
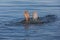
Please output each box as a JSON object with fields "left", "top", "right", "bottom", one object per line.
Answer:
{"left": 23, "top": 24, "right": 30, "bottom": 40}
{"left": 0, "top": 17, "right": 60, "bottom": 40}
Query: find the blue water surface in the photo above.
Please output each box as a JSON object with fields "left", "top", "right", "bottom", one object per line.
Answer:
{"left": 0, "top": 0, "right": 60, "bottom": 40}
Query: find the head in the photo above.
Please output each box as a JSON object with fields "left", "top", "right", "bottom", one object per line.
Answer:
{"left": 24, "top": 10, "right": 30, "bottom": 22}
{"left": 32, "top": 11, "right": 38, "bottom": 20}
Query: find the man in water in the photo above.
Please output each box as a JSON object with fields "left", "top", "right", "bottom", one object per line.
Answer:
{"left": 32, "top": 11, "right": 42, "bottom": 24}
{"left": 32, "top": 11, "right": 39, "bottom": 21}
{"left": 24, "top": 10, "right": 30, "bottom": 23}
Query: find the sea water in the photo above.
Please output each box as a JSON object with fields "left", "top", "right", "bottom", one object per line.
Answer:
{"left": 0, "top": 0, "right": 60, "bottom": 40}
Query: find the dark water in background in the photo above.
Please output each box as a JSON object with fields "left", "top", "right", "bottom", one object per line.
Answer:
{"left": 0, "top": 1, "right": 60, "bottom": 40}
